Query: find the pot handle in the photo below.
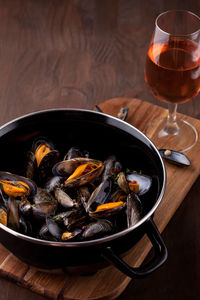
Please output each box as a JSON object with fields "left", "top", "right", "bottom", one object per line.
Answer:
{"left": 101, "top": 218, "right": 167, "bottom": 279}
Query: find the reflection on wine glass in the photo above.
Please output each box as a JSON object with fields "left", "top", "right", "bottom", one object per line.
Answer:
{"left": 145, "top": 10, "right": 200, "bottom": 152}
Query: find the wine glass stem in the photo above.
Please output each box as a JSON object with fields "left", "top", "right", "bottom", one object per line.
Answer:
{"left": 164, "top": 103, "right": 179, "bottom": 135}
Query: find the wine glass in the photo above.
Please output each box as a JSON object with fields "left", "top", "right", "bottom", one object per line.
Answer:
{"left": 145, "top": 10, "right": 200, "bottom": 152}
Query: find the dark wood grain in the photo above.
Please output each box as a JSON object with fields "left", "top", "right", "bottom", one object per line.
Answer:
{"left": 0, "top": 0, "right": 200, "bottom": 299}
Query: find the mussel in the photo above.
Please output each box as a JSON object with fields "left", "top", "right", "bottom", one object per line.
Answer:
{"left": 33, "top": 188, "right": 56, "bottom": 205}
{"left": 7, "top": 196, "right": 20, "bottom": 231}
{"left": 46, "top": 217, "right": 63, "bottom": 240}
{"left": 64, "top": 146, "right": 84, "bottom": 160}
{"left": 117, "top": 172, "right": 130, "bottom": 194}
{"left": 54, "top": 188, "right": 76, "bottom": 208}
{"left": 44, "top": 176, "right": 64, "bottom": 193}
{"left": 39, "top": 223, "right": 57, "bottom": 241}
{"left": 126, "top": 193, "right": 142, "bottom": 227}
{"left": 53, "top": 158, "right": 104, "bottom": 188}
{"left": 0, "top": 207, "right": 7, "bottom": 226}
{"left": 117, "top": 171, "right": 152, "bottom": 196}
{"left": 53, "top": 211, "right": 74, "bottom": 224}
{"left": 32, "top": 204, "right": 50, "bottom": 222}
{"left": 61, "top": 229, "right": 82, "bottom": 241}
{"left": 45, "top": 217, "right": 82, "bottom": 241}
{"left": 64, "top": 208, "right": 88, "bottom": 231}
{"left": 26, "top": 137, "right": 60, "bottom": 184}
{"left": 126, "top": 173, "right": 152, "bottom": 195}
{"left": 109, "top": 189, "right": 127, "bottom": 202}
{"left": 19, "top": 197, "right": 32, "bottom": 217}
{"left": 77, "top": 186, "right": 91, "bottom": 211}
{"left": 116, "top": 107, "right": 129, "bottom": 121}
{"left": 102, "top": 155, "right": 116, "bottom": 181}
{"left": 19, "top": 216, "right": 32, "bottom": 235}
{"left": 159, "top": 149, "right": 191, "bottom": 167}
{"left": 32, "top": 188, "right": 57, "bottom": 221}
{"left": 82, "top": 219, "right": 113, "bottom": 239}
{"left": 87, "top": 178, "right": 113, "bottom": 212}
{"left": 89, "top": 201, "right": 126, "bottom": 219}
{"left": 0, "top": 172, "right": 37, "bottom": 198}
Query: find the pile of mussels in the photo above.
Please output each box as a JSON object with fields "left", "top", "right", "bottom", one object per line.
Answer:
{"left": 0, "top": 137, "right": 152, "bottom": 242}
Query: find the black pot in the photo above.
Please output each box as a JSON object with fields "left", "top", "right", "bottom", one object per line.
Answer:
{"left": 0, "top": 109, "right": 167, "bottom": 278}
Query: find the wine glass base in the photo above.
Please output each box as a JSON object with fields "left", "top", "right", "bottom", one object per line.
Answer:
{"left": 144, "top": 117, "right": 198, "bottom": 152}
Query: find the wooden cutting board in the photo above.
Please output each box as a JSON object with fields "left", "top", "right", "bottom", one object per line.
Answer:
{"left": 1, "top": 97, "right": 200, "bottom": 300}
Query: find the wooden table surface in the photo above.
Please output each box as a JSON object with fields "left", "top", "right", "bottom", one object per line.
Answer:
{"left": 0, "top": 1, "right": 200, "bottom": 299}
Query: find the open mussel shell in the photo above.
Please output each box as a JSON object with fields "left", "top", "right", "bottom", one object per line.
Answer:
{"left": 61, "top": 229, "right": 82, "bottom": 241}
{"left": 0, "top": 207, "right": 7, "bottom": 226}
{"left": 45, "top": 217, "right": 82, "bottom": 242}
{"left": 89, "top": 201, "right": 126, "bottom": 219}
{"left": 116, "top": 107, "right": 129, "bottom": 121}
{"left": 126, "top": 173, "right": 152, "bottom": 195}
{"left": 26, "top": 137, "right": 60, "bottom": 183}
{"left": 95, "top": 105, "right": 129, "bottom": 122}
{"left": 31, "top": 137, "right": 55, "bottom": 153}
{"left": 87, "top": 178, "right": 113, "bottom": 212}
{"left": 159, "top": 149, "right": 191, "bottom": 167}
{"left": 53, "top": 158, "right": 104, "bottom": 189}
{"left": 52, "top": 158, "right": 81, "bottom": 177}
{"left": 38, "top": 150, "right": 60, "bottom": 183}
{"left": 0, "top": 171, "right": 37, "bottom": 197}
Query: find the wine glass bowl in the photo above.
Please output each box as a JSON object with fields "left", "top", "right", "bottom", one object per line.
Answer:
{"left": 145, "top": 10, "right": 200, "bottom": 152}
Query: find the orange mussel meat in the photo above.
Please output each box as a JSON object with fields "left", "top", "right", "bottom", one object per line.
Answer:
{"left": 0, "top": 180, "right": 31, "bottom": 197}
{"left": 35, "top": 144, "right": 51, "bottom": 167}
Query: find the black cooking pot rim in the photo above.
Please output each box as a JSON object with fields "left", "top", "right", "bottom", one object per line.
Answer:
{"left": 0, "top": 108, "right": 166, "bottom": 247}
